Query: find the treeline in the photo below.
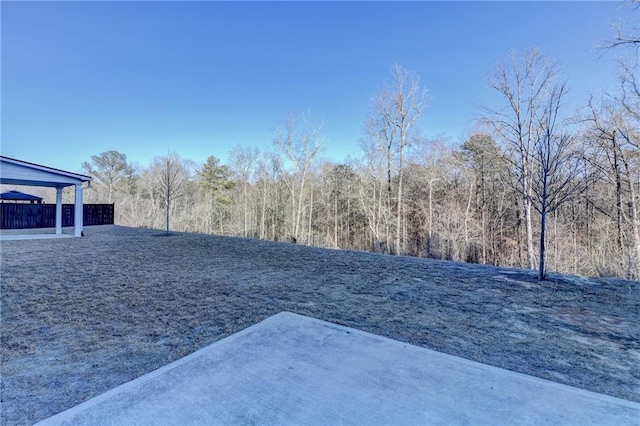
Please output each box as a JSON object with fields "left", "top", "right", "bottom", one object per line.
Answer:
{"left": 78, "top": 43, "right": 638, "bottom": 280}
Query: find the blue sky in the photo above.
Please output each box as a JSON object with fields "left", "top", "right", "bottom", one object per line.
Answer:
{"left": 1, "top": 1, "right": 632, "bottom": 173}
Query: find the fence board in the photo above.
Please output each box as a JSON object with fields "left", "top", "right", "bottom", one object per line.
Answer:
{"left": 0, "top": 204, "right": 114, "bottom": 229}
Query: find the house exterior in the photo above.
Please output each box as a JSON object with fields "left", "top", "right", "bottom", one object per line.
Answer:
{"left": 0, "top": 156, "right": 92, "bottom": 237}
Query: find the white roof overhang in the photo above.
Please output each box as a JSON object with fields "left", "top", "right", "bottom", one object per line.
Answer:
{"left": 0, "top": 156, "right": 92, "bottom": 188}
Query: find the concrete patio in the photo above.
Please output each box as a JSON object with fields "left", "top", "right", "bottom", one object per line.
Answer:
{"left": 36, "top": 312, "right": 640, "bottom": 425}
{"left": 0, "top": 227, "right": 75, "bottom": 241}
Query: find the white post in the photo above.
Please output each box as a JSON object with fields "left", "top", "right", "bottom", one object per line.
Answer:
{"left": 74, "top": 184, "right": 83, "bottom": 237}
{"left": 55, "top": 187, "right": 63, "bottom": 235}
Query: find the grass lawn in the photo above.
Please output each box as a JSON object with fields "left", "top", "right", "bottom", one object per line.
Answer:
{"left": 1, "top": 225, "right": 638, "bottom": 425}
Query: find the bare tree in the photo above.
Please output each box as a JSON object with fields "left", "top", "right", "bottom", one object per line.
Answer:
{"left": 620, "top": 59, "right": 640, "bottom": 130}
{"left": 274, "top": 112, "right": 324, "bottom": 242}
{"left": 152, "top": 152, "right": 189, "bottom": 235}
{"left": 364, "top": 64, "right": 428, "bottom": 254}
{"left": 530, "top": 83, "right": 588, "bottom": 280}
{"left": 324, "top": 163, "right": 359, "bottom": 248}
{"left": 606, "top": 0, "right": 640, "bottom": 49}
{"left": 415, "top": 140, "right": 451, "bottom": 257}
{"left": 456, "top": 134, "right": 508, "bottom": 264}
{"left": 357, "top": 134, "right": 391, "bottom": 253}
{"left": 254, "top": 151, "right": 283, "bottom": 240}
{"left": 485, "top": 49, "right": 561, "bottom": 270}
{"left": 228, "top": 145, "right": 259, "bottom": 238}
{"left": 584, "top": 89, "right": 640, "bottom": 278}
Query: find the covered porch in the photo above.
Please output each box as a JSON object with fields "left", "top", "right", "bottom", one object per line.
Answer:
{"left": 0, "top": 156, "right": 92, "bottom": 238}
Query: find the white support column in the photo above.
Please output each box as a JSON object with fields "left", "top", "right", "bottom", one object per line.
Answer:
{"left": 74, "top": 184, "right": 83, "bottom": 237}
{"left": 55, "top": 187, "right": 63, "bottom": 235}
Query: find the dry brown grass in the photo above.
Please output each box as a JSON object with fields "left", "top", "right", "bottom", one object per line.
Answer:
{"left": 1, "top": 225, "right": 639, "bottom": 425}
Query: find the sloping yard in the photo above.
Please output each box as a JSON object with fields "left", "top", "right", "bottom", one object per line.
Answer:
{"left": 1, "top": 225, "right": 639, "bottom": 425}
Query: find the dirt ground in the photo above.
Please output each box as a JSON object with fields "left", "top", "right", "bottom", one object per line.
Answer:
{"left": 1, "top": 225, "right": 639, "bottom": 425}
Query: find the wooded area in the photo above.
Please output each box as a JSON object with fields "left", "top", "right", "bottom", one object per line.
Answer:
{"left": 77, "top": 11, "right": 639, "bottom": 280}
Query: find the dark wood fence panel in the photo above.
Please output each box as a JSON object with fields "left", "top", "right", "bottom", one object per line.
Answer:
{"left": 0, "top": 204, "right": 114, "bottom": 229}
{"left": 83, "top": 204, "right": 115, "bottom": 226}
{"left": 0, "top": 204, "right": 43, "bottom": 229}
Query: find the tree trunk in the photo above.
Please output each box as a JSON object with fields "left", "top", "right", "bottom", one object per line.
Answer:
{"left": 524, "top": 187, "right": 535, "bottom": 269}
{"left": 334, "top": 192, "right": 338, "bottom": 247}
{"left": 620, "top": 151, "right": 640, "bottom": 278}
{"left": 295, "top": 175, "right": 306, "bottom": 240}
{"left": 428, "top": 178, "right": 439, "bottom": 252}
{"left": 347, "top": 190, "right": 351, "bottom": 247}
{"left": 615, "top": 149, "right": 623, "bottom": 254}
{"left": 539, "top": 209, "right": 547, "bottom": 280}
{"left": 464, "top": 174, "right": 473, "bottom": 245}
{"left": 308, "top": 186, "right": 313, "bottom": 244}
{"left": 480, "top": 166, "right": 486, "bottom": 264}
{"left": 396, "top": 138, "right": 405, "bottom": 255}
{"left": 166, "top": 182, "right": 170, "bottom": 235}
{"left": 538, "top": 163, "right": 549, "bottom": 281}
{"left": 243, "top": 183, "right": 248, "bottom": 238}
{"left": 260, "top": 183, "right": 267, "bottom": 240}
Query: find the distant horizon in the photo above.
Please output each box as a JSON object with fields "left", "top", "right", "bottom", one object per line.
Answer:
{"left": 2, "top": 1, "right": 633, "bottom": 173}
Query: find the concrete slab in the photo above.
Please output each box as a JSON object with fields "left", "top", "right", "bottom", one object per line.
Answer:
{"left": 37, "top": 312, "right": 640, "bottom": 426}
{"left": 0, "top": 227, "right": 75, "bottom": 241}
{"left": 0, "top": 233, "right": 74, "bottom": 241}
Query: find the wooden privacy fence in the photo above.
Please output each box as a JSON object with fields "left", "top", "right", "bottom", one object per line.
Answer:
{"left": 0, "top": 204, "right": 114, "bottom": 229}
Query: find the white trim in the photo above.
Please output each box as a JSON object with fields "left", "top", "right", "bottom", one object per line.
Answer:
{"left": 55, "top": 188, "right": 63, "bottom": 235}
{"left": 0, "top": 156, "right": 91, "bottom": 183}
{"left": 74, "top": 184, "right": 83, "bottom": 237}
